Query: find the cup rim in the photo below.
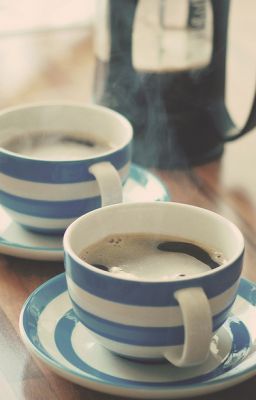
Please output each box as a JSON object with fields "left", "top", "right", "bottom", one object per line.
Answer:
{"left": 0, "top": 101, "right": 133, "bottom": 163}
{"left": 63, "top": 202, "right": 245, "bottom": 283}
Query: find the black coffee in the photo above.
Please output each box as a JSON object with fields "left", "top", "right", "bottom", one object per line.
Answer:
{"left": 1, "top": 131, "right": 115, "bottom": 160}
{"left": 79, "top": 233, "right": 226, "bottom": 280}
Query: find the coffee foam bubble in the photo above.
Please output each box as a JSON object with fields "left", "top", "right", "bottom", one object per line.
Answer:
{"left": 80, "top": 234, "right": 226, "bottom": 281}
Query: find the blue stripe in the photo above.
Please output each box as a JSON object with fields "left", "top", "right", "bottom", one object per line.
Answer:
{"left": 70, "top": 299, "right": 233, "bottom": 346}
{"left": 238, "top": 278, "right": 256, "bottom": 305}
{"left": 55, "top": 310, "right": 176, "bottom": 387}
{"left": 0, "top": 190, "right": 101, "bottom": 218}
{"left": 22, "top": 273, "right": 66, "bottom": 360}
{"left": 64, "top": 253, "right": 243, "bottom": 306}
{"left": 54, "top": 311, "right": 251, "bottom": 387}
{"left": 21, "top": 274, "right": 253, "bottom": 390}
{"left": 0, "top": 144, "right": 131, "bottom": 183}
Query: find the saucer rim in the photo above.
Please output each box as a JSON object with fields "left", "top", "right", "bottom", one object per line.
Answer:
{"left": 19, "top": 274, "right": 256, "bottom": 399}
{"left": 0, "top": 164, "right": 170, "bottom": 261}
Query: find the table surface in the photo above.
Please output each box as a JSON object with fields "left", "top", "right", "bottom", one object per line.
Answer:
{"left": 0, "top": 4, "right": 256, "bottom": 399}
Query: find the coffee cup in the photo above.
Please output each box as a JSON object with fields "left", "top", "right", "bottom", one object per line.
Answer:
{"left": 0, "top": 102, "right": 133, "bottom": 234}
{"left": 63, "top": 202, "right": 244, "bottom": 368}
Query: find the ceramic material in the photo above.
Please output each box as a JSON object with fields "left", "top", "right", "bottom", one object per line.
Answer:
{"left": 63, "top": 202, "right": 244, "bottom": 367}
{"left": 0, "top": 164, "right": 169, "bottom": 261}
{"left": 19, "top": 273, "right": 256, "bottom": 399}
{"left": 0, "top": 102, "right": 132, "bottom": 233}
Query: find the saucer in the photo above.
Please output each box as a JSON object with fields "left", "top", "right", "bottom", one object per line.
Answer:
{"left": 19, "top": 274, "right": 256, "bottom": 399}
{"left": 0, "top": 164, "right": 169, "bottom": 261}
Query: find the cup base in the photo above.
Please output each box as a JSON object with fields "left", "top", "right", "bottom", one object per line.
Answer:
{"left": 109, "top": 350, "right": 169, "bottom": 364}
{"left": 20, "top": 223, "right": 65, "bottom": 236}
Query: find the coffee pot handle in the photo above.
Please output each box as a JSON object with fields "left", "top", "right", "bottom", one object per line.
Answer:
{"left": 210, "top": 0, "right": 256, "bottom": 143}
{"left": 164, "top": 287, "right": 212, "bottom": 367}
{"left": 224, "top": 89, "right": 256, "bottom": 141}
{"left": 89, "top": 162, "right": 123, "bottom": 206}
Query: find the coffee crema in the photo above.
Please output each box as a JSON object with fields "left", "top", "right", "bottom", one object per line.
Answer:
{"left": 79, "top": 233, "right": 227, "bottom": 280}
{"left": 1, "top": 131, "right": 115, "bottom": 160}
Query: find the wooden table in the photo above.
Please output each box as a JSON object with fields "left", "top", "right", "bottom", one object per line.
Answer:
{"left": 0, "top": 10, "right": 256, "bottom": 399}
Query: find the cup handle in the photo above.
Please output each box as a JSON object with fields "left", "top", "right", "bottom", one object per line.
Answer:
{"left": 89, "top": 161, "right": 123, "bottom": 207}
{"left": 164, "top": 287, "right": 212, "bottom": 367}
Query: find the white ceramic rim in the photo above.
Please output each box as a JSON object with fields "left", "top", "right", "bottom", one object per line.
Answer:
{"left": 0, "top": 100, "right": 133, "bottom": 162}
{"left": 63, "top": 202, "right": 245, "bottom": 283}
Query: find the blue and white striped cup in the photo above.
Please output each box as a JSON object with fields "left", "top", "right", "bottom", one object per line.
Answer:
{"left": 64, "top": 202, "right": 244, "bottom": 368}
{"left": 0, "top": 102, "right": 133, "bottom": 234}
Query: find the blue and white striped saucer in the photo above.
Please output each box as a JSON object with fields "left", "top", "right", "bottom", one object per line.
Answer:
{"left": 19, "top": 273, "right": 256, "bottom": 399}
{"left": 0, "top": 164, "right": 169, "bottom": 261}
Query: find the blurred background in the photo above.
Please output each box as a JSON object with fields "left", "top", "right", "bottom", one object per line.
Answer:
{"left": 0, "top": 0, "right": 254, "bottom": 120}
{"left": 0, "top": 0, "right": 95, "bottom": 106}
{"left": 0, "top": 0, "right": 255, "bottom": 168}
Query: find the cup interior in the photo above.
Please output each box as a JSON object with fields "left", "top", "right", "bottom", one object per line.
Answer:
{"left": 65, "top": 202, "right": 244, "bottom": 279}
{"left": 0, "top": 103, "right": 133, "bottom": 160}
